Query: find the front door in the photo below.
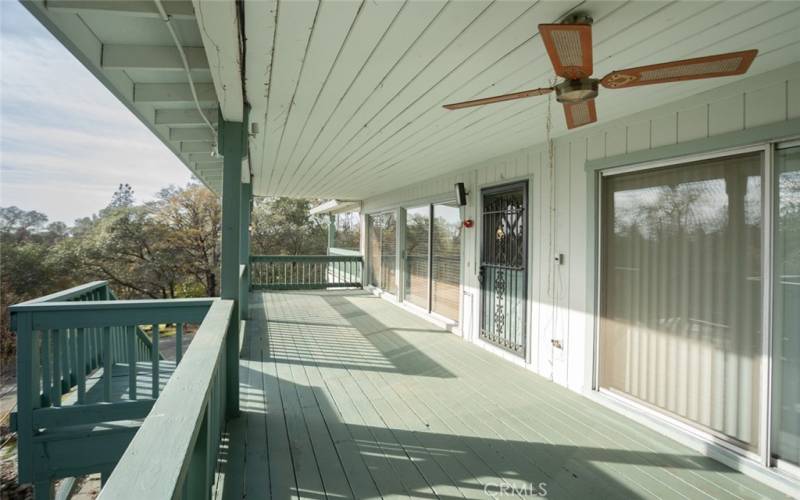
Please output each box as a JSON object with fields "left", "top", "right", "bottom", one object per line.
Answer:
{"left": 480, "top": 182, "right": 527, "bottom": 356}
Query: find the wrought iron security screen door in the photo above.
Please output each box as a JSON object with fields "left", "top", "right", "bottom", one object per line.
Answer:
{"left": 480, "top": 182, "right": 528, "bottom": 356}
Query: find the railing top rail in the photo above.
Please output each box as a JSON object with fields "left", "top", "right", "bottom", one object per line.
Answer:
{"left": 10, "top": 298, "right": 215, "bottom": 331}
{"left": 98, "top": 299, "right": 234, "bottom": 500}
{"left": 250, "top": 254, "right": 362, "bottom": 262}
{"left": 13, "top": 280, "right": 109, "bottom": 306}
{"left": 9, "top": 297, "right": 215, "bottom": 313}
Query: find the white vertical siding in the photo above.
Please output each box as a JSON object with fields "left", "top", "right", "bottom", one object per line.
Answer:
{"left": 361, "top": 62, "right": 800, "bottom": 394}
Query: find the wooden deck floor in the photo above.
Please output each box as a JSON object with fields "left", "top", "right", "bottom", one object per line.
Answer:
{"left": 216, "top": 290, "right": 786, "bottom": 499}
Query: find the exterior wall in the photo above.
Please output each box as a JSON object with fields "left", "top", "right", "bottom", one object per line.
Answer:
{"left": 362, "top": 62, "right": 800, "bottom": 396}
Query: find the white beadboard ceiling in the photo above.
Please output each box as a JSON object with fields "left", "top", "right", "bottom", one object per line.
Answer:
{"left": 245, "top": 0, "right": 800, "bottom": 199}
{"left": 21, "top": 1, "right": 800, "bottom": 199}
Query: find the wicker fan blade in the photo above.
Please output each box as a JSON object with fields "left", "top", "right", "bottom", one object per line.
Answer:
{"left": 443, "top": 87, "right": 553, "bottom": 110}
{"left": 564, "top": 99, "right": 597, "bottom": 129}
{"left": 601, "top": 49, "right": 758, "bottom": 89}
{"left": 538, "top": 23, "right": 593, "bottom": 80}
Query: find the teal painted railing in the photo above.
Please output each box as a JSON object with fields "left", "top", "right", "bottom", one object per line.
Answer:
{"left": 9, "top": 282, "right": 216, "bottom": 497}
{"left": 10, "top": 281, "right": 160, "bottom": 409}
{"left": 98, "top": 299, "right": 233, "bottom": 499}
{"left": 250, "top": 255, "right": 363, "bottom": 290}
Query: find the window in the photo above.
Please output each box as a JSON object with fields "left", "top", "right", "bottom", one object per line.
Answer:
{"left": 368, "top": 212, "right": 397, "bottom": 294}
{"left": 333, "top": 211, "right": 360, "bottom": 251}
{"left": 773, "top": 145, "right": 800, "bottom": 467}
{"left": 599, "top": 152, "right": 764, "bottom": 451}
{"left": 401, "top": 202, "right": 462, "bottom": 322}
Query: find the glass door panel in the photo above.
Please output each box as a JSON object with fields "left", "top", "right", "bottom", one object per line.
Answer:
{"left": 405, "top": 206, "right": 430, "bottom": 309}
{"left": 773, "top": 145, "right": 800, "bottom": 466}
{"left": 432, "top": 203, "right": 461, "bottom": 321}
{"left": 368, "top": 215, "right": 382, "bottom": 288}
{"left": 599, "top": 152, "right": 763, "bottom": 451}
{"left": 380, "top": 213, "right": 397, "bottom": 294}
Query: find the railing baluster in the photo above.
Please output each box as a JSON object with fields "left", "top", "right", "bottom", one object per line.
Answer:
{"left": 77, "top": 328, "right": 86, "bottom": 404}
{"left": 58, "top": 329, "right": 69, "bottom": 393}
{"left": 103, "top": 326, "right": 112, "bottom": 402}
{"left": 152, "top": 323, "right": 160, "bottom": 398}
{"left": 70, "top": 329, "right": 79, "bottom": 386}
{"left": 51, "top": 329, "right": 61, "bottom": 405}
{"left": 176, "top": 323, "right": 184, "bottom": 364}
{"left": 128, "top": 325, "right": 137, "bottom": 400}
{"left": 41, "top": 330, "right": 51, "bottom": 407}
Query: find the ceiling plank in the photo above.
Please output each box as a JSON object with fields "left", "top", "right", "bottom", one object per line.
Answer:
{"left": 134, "top": 83, "right": 216, "bottom": 104}
{"left": 46, "top": 0, "right": 196, "bottom": 19}
{"left": 254, "top": 0, "right": 319, "bottom": 193}
{"left": 268, "top": 0, "right": 449, "bottom": 196}
{"left": 101, "top": 44, "right": 208, "bottom": 70}
{"left": 270, "top": 1, "right": 362, "bottom": 191}
{"left": 258, "top": 0, "right": 403, "bottom": 196}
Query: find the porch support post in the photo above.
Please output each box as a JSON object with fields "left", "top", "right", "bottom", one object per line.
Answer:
{"left": 220, "top": 119, "right": 243, "bottom": 418}
{"left": 327, "top": 214, "right": 335, "bottom": 254}
{"left": 239, "top": 181, "right": 251, "bottom": 320}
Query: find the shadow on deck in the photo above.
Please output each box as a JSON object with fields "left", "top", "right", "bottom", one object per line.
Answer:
{"left": 213, "top": 290, "right": 784, "bottom": 499}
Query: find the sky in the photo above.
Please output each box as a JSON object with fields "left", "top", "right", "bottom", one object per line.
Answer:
{"left": 0, "top": 1, "right": 194, "bottom": 225}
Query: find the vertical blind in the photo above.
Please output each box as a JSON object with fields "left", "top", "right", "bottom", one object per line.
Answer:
{"left": 773, "top": 146, "right": 800, "bottom": 466}
{"left": 405, "top": 206, "right": 430, "bottom": 310}
{"left": 600, "top": 152, "right": 763, "bottom": 450}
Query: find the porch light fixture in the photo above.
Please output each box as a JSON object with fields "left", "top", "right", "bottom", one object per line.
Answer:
{"left": 455, "top": 182, "right": 468, "bottom": 206}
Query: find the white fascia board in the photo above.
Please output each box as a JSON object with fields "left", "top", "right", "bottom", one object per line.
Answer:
{"left": 191, "top": 0, "right": 244, "bottom": 122}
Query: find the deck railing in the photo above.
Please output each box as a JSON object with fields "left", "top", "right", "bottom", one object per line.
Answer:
{"left": 9, "top": 282, "right": 215, "bottom": 495}
{"left": 98, "top": 299, "right": 233, "bottom": 499}
{"left": 250, "top": 254, "right": 363, "bottom": 290}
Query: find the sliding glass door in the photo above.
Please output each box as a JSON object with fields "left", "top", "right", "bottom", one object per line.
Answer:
{"left": 368, "top": 212, "right": 397, "bottom": 294}
{"left": 405, "top": 206, "right": 430, "bottom": 309}
{"left": 432, "top": 203, "right": 462, "bottom": 321}
{"left": 773, "top": 145, "right": 800, "bottom": 467}
{"left": 401, "top": 202, "right": 462, "bottom": 322}
{"left": 599, "top": 151, "right": 764, "bottom": 451}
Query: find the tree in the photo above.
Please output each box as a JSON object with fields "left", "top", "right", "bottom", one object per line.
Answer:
{"left": 0, "top": 206, "right": 49, "bottom": 241}
{"left": 155, "top": 184, "right": 221, "bottom": 296}
{"left": 108, "top": 183, "right": 135, "bottom": 210}
{"left": 251, "top": 197, "right": 327, "bottom": 255}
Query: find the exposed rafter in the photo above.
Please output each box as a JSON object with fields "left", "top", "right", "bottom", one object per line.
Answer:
{"left": 180, "top": 142, "right": 213, "bottom": 153}
{"left": 155, "top": 109, "right": 218, "bottom": 126}
{"left": 134, "top": 83, "right": 216, "bottom": 105}
{"left": 169, "top": 128, "right": 215, "bottom": 141}
{"left": 45, "top": 0, "right": 196, "bottom": 19}
{"left": 101, "top": 45, "right": 209, "bottom": 71}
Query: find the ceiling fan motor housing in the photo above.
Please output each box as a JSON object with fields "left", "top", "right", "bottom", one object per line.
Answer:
{"left": 555, "top": 79, "right": 599, "bottom": 104}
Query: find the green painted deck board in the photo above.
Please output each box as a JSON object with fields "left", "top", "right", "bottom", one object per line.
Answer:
{"left": 215, "top": 290, "right": 788, "bottom": 500}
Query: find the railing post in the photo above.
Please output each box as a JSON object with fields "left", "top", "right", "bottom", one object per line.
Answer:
{"left": 239, "top": 181, "right": 251, "bottom": 320}
{"left": 13, "top": 311, "right": 35, "bottom": 484}
{"left": 327, "top": 213, "right": 335, "bottom": 252}
{"left": 220, "top": 118, "right": 243, "bottom": 418}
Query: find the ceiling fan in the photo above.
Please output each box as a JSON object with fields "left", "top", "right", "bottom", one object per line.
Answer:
{"left": 443, "top": 15, "right": 758, "bottom": 129}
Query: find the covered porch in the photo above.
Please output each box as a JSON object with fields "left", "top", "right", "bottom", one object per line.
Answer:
{"left": 214, "top": 290, "right": 782, "bottom": 499}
